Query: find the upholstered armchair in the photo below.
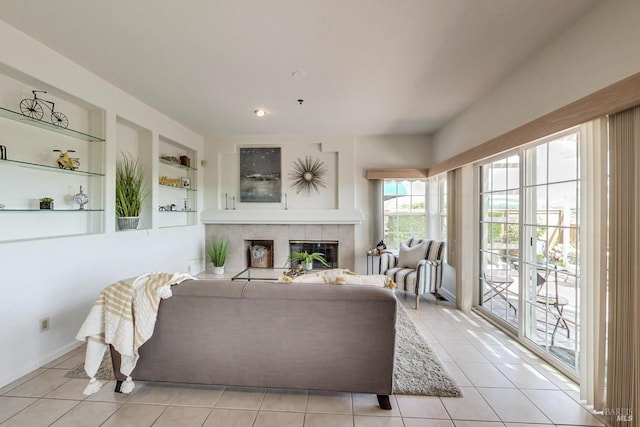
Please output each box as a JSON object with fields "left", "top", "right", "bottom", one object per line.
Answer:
{"left": 379, "top": 238, "right": 446, "bottom": 309}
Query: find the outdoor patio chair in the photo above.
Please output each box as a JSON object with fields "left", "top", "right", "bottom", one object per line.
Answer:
{"left": 535, "top": 267, "right": 570, "bottom": 345}
{"left": 510, "top": 261, "right": 571, "bottom": 345}
{"left": 482, "top": 272, "right": 516, "bottom": 314}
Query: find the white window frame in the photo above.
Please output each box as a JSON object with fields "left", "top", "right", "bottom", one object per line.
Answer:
{"left": 382, "top": 179, "right": 427, "bottom": 251}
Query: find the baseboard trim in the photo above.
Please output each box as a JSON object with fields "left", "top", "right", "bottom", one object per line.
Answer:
{"left": 439, "top": 287, "right": 456, "bottom": 304}
{"left": 0, "top": 340, "right": 83, "bottom": 388}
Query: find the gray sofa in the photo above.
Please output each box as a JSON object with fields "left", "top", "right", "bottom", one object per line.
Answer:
{"left": 110, "top": 279, "right": 398, "bottom": 409}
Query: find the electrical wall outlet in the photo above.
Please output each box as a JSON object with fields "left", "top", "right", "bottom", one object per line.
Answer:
{"left": 39, "top": 317, "right": 50, "bottom": 333}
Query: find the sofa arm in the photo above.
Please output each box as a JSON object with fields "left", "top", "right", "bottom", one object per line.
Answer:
{"left": 379, "top": 252, "right": 398, "bottom": 273}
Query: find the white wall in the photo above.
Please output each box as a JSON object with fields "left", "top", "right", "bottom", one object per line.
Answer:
{"left": 202, "top": 134, "right": 432, "bottom": 275}
{"left": 354, "top": 134, "right": 433, "bottom": 272}
{"left": 431, "top": 0, "right": 640, "bottom": 311}
{"left": 0, "top": 20, "right": 204, "bottom": 386}
{"left": 433, "top": 0, "right": 640, "bottom": 164}
{"left": 204, "top": 135, "right": 346, "bottom": 212}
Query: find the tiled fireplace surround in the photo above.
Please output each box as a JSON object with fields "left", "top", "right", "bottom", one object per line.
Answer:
{"left": 204, "top": 224, "right": 356, "bottom": 273}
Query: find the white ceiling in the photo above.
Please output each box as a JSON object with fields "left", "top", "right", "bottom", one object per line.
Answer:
{"left": 0, "top": 0, "right": 597, "bottom": 138}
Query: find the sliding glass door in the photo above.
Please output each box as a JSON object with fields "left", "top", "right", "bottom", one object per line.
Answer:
{"left": 477, "top": 129, "right": 581, "bottom": 372}
{"left": 522, "top": 131, "right": 580, "bottom": 370}
{"left": 479, "top": 155, "right": 520, "bottom": 328}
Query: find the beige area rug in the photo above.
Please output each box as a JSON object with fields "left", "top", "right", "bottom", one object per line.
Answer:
{"left": 65, "top": 350, "right": 114, "bottom": 381}
{"left": 392, "top": 305, "right": 462, "bottom": 396}
{"left": 66, "top": 305, "right": 462, "bottom": 397}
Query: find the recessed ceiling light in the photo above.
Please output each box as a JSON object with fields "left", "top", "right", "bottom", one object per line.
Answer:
{"left": 291, "top": 70, "right": 306, "bottom": 79}
{"left": 254, "top": 109, "right": 266, "bottom": 117}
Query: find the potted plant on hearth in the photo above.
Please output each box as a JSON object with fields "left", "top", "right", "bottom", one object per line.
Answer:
{"left": 115, "top": 152, "right": 147, "bottom": 230}
{"left": 208, "top": 237, "right": 230, "bottom": 275}
{"left": 286, "top": 251, "right": 329, "bottom": 271}
{"left": 39, "top": 197, "right": 54, "bottom": 210}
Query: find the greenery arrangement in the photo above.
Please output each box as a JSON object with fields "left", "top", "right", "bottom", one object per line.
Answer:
{"left": 115, "top": 153, "right": 146, "bottom": 217}
{"left": 39, "top": 197, "right": 54, "bottom": 209}
{"left": 286, "top": 251, "right": 329, "bottom": 268}
{"left": 208, "top": 237, "right": 230, "bottom": 267}
{"left": 385, "top": 200, "right": 426, "bottom": 248}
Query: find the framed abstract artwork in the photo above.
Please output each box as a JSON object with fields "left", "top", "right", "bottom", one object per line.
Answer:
{"left": 239, "top": 147, "right": 281, "bottom": 202}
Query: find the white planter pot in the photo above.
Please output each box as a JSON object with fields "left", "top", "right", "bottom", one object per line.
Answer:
{"left": 213, "top": 266, "right": 225, "bottom": 275}
{"left": 304, "top": 261, "right": 313, "bottom": 271}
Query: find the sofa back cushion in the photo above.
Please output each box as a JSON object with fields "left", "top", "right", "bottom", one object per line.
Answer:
{"left": 127, "top": 279, "right": 397, "bottom": 395}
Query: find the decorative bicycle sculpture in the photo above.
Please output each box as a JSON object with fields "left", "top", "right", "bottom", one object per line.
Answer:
{"left": 19, "top": 90, "right": 69, "bottom": 128}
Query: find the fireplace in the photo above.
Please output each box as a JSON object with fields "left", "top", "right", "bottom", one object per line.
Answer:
{"left": 244, "top": 240, "right": 274, "bottom": 268}
{"left": 205, "top": 224, "right": 355, "bottom": 272}
{"left": 289, "top": 240, "right": 339, "bottom": 269}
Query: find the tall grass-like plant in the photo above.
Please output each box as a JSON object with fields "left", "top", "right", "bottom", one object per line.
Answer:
{"left": 208, "top": 237, "right": 230, "bottom": 267}
{"left": 115, "top": 153, "right": 146, "bottom": 218}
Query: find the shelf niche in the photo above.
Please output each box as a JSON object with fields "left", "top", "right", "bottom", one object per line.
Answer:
{"left": 115, "top": 116, "right": 153, "bottom": 231}
{"left": 158, "top": 135, "right": 197, "bottom": 228}
{"left": 0, "top": 86, "right": 105, "bottom": 242}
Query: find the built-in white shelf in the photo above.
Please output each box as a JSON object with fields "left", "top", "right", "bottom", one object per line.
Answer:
{"left": 159, "top": 183, "right": 197, "bottom": 192}
{"left": 0, "top": 106, "right": 104, "bottom": 142}
{"left": 159, "top": 157, "right": 197, "bottom": 171}
{"left": 0, "top": 158, "right": 104, "bottom": 176}
{"left": 0, "top": 209, "right": 103, "bottom": 212}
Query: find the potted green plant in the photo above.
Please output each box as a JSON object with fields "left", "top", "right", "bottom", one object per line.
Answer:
{"left": 39, "top": 197, "right": 54, "bottom": 210}
{"left": 115, "top": 153, "right": 146, "bottom": 230}
{"left": 208, "top": 237, "right": 230, "bottom": 275}
{"left": 286, "top": 251, "right": 329, "bottom": 271}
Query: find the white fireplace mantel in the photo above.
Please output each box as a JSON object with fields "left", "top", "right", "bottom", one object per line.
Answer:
{"left": 200, "top": 209, "right": 364, "bottom": 225}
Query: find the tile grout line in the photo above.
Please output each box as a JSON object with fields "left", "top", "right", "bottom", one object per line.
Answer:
{"left": 0, "top": 397, "right": 40, "bottom": 426}
{"left": 0, "top": 292, "right": 605, "bottom": 427}
{"left": 422, "top": 297, "right": 552, "bottom": 426}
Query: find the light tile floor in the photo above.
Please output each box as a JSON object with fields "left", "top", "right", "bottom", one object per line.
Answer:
{"left": 0, "top": 293, "right": 607, "bottom": 427}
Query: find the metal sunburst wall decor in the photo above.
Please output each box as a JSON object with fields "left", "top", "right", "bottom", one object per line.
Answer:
{"left": 289, "top": 156, "right": 328, "bottom": 194}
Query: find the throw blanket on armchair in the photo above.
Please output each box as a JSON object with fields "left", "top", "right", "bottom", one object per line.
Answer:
{"left": 75, "top": 272, "right": 195, "bottom": 395}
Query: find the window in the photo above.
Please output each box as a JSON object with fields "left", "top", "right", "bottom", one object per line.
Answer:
{"left": 383, "top": 180, "right": 426, "bottom": 250}
{"left": 382, "top": 175, "right": 447, "bottom": 251}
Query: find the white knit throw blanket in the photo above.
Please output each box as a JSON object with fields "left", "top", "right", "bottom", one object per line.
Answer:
{"left": 75, "top": 272, "right": 196, "bottom": 395}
